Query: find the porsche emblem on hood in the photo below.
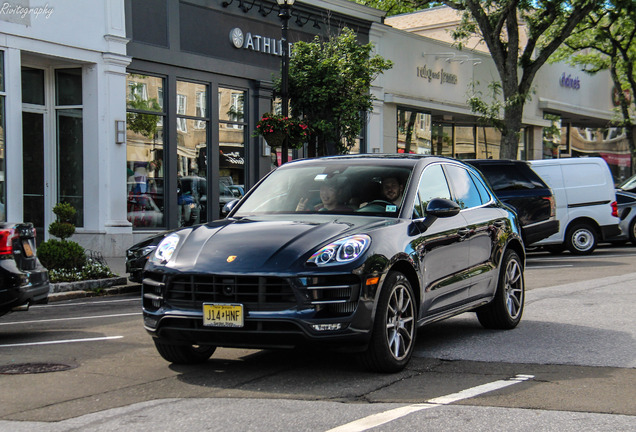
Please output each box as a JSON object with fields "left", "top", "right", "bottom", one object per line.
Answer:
{"left": 226, "top": 255, "right": 237, "bottom": 263}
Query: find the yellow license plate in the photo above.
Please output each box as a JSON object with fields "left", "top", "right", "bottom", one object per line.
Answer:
{"left": 203, "top": 303, "right": 244, "bottom": 328}
{"left": 22, "top": 241, "right": 34, "bottom": 258}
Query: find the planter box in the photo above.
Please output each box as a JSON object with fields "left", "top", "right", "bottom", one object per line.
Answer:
{"left": 50, "top": 276, "right": 128, "bottom": 293}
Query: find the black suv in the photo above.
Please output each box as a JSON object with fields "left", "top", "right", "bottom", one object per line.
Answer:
{"left": 0, "top": 222, "right": 50, "bottom": 317}
{"left": 466, "top": 159, "right": 559, "bottom": 247}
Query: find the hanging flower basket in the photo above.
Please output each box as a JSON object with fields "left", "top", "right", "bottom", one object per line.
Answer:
{"left": 253, "top": 113, "right": 311, "bottom": 149}
{"left": 263, "top": 130, "right": 287, "bottom": 148}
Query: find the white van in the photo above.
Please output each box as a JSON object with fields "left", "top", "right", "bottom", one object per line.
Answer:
{"left": 529, "top": 157, "right": 620, "bottom": 255}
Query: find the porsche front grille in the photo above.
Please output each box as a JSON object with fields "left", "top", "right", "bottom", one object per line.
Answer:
{"left": 165, "top": 274, "right": 297, "bottom": 311}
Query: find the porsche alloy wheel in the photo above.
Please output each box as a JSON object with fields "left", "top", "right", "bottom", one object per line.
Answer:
{"left": 360, "top": 271, "right": 416, "bottom": 373}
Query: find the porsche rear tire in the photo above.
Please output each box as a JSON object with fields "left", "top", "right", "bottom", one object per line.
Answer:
{"left": 477, "top": 249, "right": 524, "bottom": 330}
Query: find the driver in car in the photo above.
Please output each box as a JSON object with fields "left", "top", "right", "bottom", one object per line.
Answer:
{"left": 360, "top": 175, "right": 405, "bottom": 209}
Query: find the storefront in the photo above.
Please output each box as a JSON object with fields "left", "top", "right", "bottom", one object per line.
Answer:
{"left": 125, "top": 0, "right": 384, "bottom": 243}
{"left": 1, "top": 0, "right": 131, "bottom": 255}
{"left": 372, "top": 14, "right": 633, "bottom": 183}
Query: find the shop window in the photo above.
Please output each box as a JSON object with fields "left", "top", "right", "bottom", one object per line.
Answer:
{"left": 476, "top": 127, "right": 501, "bottom": 159}
{"left": 126, "top": 73, "right": 165, "bottom": 229}
{"left": 21, "top": 67, "right": 45, "bottom": 105}
{"left": 55, "top": 69, "right": 84, "bottom": 226}
{"left": 176, "top": 81, "right": 208, "bottom": 227}
{"left": 431, "top": 124, "right": 453, "bottom": 157}
{"left": 454, "top": 126, "right": 476, "bottom": 159}
{"left": 177, "top": 94, "right": 187, "bottom": 133}
{"left": 0, "top": 52, "right": 5, "bottom": 221}
{"left": 219, "top": 87, "right": 246, "bottom": 210}
{"left": 397, "top": 108, "right": 432, "bottom": 154}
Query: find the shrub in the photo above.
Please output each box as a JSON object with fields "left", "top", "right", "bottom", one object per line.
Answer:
{"left": 49, "top": 202, "right": 76, "bottom": 240}
{"left": 37, "top": 239, "right": 87, "bottom": 271}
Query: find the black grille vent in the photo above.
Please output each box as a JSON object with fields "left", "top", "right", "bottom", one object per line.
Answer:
{"left": 165, "top": 275, "right": 297, "bottom": 311}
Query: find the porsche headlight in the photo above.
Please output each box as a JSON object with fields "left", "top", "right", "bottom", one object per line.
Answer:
{"left": 308, "top": 235, "right": 370, "bottom": 266}
{"left": 152, "top": 233, "right": 180, "bottom": 264}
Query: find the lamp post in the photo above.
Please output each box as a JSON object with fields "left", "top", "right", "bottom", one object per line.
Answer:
{"left": 277, "top": 0, "right": 294, "bottom": 165}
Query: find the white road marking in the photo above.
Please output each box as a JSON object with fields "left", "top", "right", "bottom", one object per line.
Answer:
{"left": 526, "top": 264, "right": 574, "bottom": 269}
{"left": 31, "top": 298, "right": 139, "bottom": 308}
{"left": 0, "top": 312, "right": 140, "bottom": 326}
{"left": 325, "top": 374, "right": 534, "bottom": 432}
{"left": 0, "top": 335, "right": 123, "bottom": 348}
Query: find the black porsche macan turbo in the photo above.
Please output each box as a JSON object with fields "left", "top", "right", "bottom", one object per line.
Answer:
{"left": 142, "top": 155, "right": 526, "bottom": 372}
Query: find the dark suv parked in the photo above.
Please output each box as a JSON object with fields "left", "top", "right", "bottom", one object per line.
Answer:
{"left": 0, "top": 222, "right": 50, "bottom": 317}
{"left": 466, "top": 159, "right": 559, "bottom": 247}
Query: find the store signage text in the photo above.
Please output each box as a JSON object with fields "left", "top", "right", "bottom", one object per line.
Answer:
{"left": 229, "top": 27, "right": 291, "bottom": 57}
{"left": 559, "top": 73, "right": 581, "bottom": 90}
{"left": 416, "top": 66, "right": 458, "bottom": 85}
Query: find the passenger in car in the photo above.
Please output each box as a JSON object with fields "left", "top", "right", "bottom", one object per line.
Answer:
{"left": 296, "top": 179, "right": 352, "bottom": 212}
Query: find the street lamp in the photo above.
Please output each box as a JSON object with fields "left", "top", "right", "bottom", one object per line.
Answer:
{"left": 277, "top": 0, "right": 294, "bottom": 164}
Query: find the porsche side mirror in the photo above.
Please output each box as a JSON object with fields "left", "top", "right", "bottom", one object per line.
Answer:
{"left": 221, "top": 199, "right": 240, "bottom": 218}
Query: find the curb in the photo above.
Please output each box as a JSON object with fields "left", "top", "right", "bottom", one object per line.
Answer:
{"left": 48, "top": 282, "right": 142, "bottom": 303}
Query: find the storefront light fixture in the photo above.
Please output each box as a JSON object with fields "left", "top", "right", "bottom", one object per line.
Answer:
{"left": 115, "top": 120, "right": 126, "bottom": 144}
{"left": 276, "top": 0, "right": 295, "bottom": 7}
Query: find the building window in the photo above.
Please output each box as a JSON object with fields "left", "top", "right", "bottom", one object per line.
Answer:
{"left": 0, "top": 52, "right": 5, "bottom": 221}
{"left": 397, "top": 108, "right": 432, "bottom": 154}
{"left": 177, "top": 94, "right": 187, "bottom": 133}
{"left": 55, "top": 68, "right": 84, "bottom": 225}
{"left": 176, "top": 80, "right": 208, "bottom": 227}
{"left": 126, "top": 73, "right": 165, "bottom": 229}
{"left": 219, "top": 87, "right": 246, "bottom": 198}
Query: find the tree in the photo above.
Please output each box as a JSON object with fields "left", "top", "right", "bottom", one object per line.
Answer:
{"left": 356, "top": 0, "right": 601, "bottom": 159}
{"left": 552, "top": 1, "right": 636, "bottom": 174}
{"left": 279, "top": 27, "right": 393, "bottom": 156}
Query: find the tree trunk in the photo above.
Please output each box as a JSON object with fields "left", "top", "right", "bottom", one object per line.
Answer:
{"left": 499, "top": 103, "right": 524, "bottom": 159}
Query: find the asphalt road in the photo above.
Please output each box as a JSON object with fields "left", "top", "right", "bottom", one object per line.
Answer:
{"left": 0, "top": 245, "right": 635, "bottom": 431}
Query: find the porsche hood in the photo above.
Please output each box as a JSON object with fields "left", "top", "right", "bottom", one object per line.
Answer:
{"left": 151, "top": 216, "right": 389, "bottom": 273}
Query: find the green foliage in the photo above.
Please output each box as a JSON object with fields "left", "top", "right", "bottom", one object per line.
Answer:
{"left": 48, "top": 221, "right": 75, "bottom": 240}
{"left": 47, "top": 258, "right": 115, "bottom": 284}
{"left": 126, "top": 82, "right": 161, "bottom": 139}
{"left": 278, "top": 27, "right": 393, "bottom": 155}
{"left": 48, "top": 202, "right": 76, "bottom": 240}
{"left": 252, "top": 113, "right": 311, "bottom": 149}
{"left": 37, "top": 239, "right": 87, "bottom": 271}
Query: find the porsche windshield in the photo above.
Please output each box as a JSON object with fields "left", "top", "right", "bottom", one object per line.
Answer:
{"left": 234, "top": 163, "right": 413, "bottom": 216}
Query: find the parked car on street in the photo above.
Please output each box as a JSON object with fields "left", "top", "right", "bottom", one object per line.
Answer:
{"left": 617, "top": 173, "right": 636, "bottom": 194}
{"left": 529, "top": 157, "right": 620, "bottom": 255}
{"left": 0, "top": 222, "right": 50, "bottom": 317}
{"left": 141, "top": 155, "right": 526, "bottom": 372}
{"left": 606, "top": 190, "right": 636, "bottom": 245}
{"left": 465, "top": 159, "right": 559, "bottom": 247}
{"left": 126, "top": 231, "right": 172, "bottom": 283}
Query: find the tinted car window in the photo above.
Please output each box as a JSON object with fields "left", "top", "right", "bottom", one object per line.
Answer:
{"left": 444, "top": 165, "right": 483, "bottom": 209}
{"left": 414, "top": 164, "right": 452, "bottom": 217}
{"left": 470, "top": 171, "right": 492, "bottom": 205}
{"left": 616, "top": 192, "right": 636, "bottom": 205}
{"left": 474, "top": 163, "right": 545, "bottom": 191}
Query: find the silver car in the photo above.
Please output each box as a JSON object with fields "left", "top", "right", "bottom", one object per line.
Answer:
{"left": 608, "top": 190, "right": 636, "bottom": 245}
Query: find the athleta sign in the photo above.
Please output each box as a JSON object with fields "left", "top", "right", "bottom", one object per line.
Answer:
{"left": 229, "top": 27, "right": 292, "bottom": 56}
